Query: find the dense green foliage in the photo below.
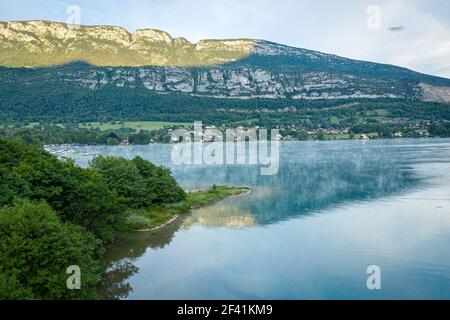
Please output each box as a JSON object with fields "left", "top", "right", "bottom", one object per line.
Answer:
{"left": 428, "top": 122, "right": 450, "bottom": 137}
{"left": 0, "top": 202, "right": 103, "bottom": 299}
{"left": 0, "top": 138, "right": 124, "bottom": 240}
{"left": 0, "top": 138, "right": 190, "bottom": 299}
{"left": 90, "top": 156, "right": 186, "bottom": 208}
{"left": 131, "top": 156, "right": 186, "bottom": 204}
{"left": 0, "top": 125, "right": 126, "bottom": 145}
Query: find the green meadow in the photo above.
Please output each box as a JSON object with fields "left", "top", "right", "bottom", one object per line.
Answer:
{"left": 78, "top": 121, "right": 191, "bottom": 132}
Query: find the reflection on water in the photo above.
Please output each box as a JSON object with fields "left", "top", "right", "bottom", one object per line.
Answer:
{"left": 67, "top": 139, "right": 450, "bottom": 299}
{"left": 98, "top": 261, "right": 138, "bottom": 300}
{"left": 181, "top": 203, "right": 257, "bottom": 229}
{"left": 98, "top": 216, "right": 188, "bottom": 299}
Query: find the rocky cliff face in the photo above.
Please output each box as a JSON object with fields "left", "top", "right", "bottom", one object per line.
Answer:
{"left": 420, "top": 83, "right": 450, "bottom": 103}
{"left": 1, "top": 20, "right": 450, "bottom": 103}
{"left": 29, "top": 65, "right": 414, "bottom": 100}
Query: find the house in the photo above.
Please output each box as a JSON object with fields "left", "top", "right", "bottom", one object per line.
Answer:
{"left": 415, "top": 130, "right": 430, "bottom": 137}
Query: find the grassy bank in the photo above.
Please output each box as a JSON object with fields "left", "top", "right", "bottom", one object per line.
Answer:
{"left": 122, "top": 185, "right": 250, "bottom": 231}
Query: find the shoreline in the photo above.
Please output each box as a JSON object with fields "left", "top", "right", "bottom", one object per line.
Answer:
{"left": 43, "top": 136, "right": 450, "bottom": 149}
{"left": 125, "top": 186, "right": 251, "bottom": 233}
{"left": 136, "top": 214, "right": 180, "bottom": 232}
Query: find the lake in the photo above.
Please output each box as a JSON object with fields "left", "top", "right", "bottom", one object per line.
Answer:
{"left": 65, "top": 138, "right": 450, "bottom": 300}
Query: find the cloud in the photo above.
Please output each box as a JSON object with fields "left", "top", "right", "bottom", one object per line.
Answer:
{"left": 370, "top": 0, "right": 450, "bottom": 78}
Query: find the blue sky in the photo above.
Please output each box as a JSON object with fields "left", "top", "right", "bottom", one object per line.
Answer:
{"left": 1, "top": 0, "right": 449, "bottom": 78}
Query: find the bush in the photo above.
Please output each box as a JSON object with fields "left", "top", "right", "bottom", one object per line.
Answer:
{"left": 0, "top": 202, "right": 104, "bottom": 299}
{"left": 122, "top": 213, "right": 149, "bottom": 231}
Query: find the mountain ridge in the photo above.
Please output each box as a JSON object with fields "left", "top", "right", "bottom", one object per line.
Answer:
{"left": 0, "top": 20, "right": 258, "bottom": 67}
{"left": 0, "top": 19, "right": 448, "bottom": 80}
{"left": 1, "top": 20, "right": 450, "bottom": 105}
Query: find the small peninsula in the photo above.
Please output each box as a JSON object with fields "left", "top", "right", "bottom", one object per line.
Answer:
{"left": 124, "top": 185, "right": 251, "bottom": 232}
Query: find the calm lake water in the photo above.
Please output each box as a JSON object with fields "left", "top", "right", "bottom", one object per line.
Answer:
{"left": 65, "top": 139, "right": 450, "bottom": 300}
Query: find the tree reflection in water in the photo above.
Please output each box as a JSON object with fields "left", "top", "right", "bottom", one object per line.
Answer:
{"left": 97, "top": 261, "right": 139, "bottom": 300}
{"left": 97, "top": 215, "right": 188, "bottom": 299}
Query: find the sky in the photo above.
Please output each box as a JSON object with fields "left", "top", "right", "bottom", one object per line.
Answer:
{"left": 1, "top": 0, "right": 449, "bottom": 78}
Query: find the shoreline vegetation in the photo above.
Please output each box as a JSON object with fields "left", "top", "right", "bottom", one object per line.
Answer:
{"left": 1, "top": 120, "right": 450, "bottom": 147}
{"left": 0, "top": 137, "right": 250, "bottom": 299}
{"left": 129, "top": 186, "right": 251, "bottom": 232}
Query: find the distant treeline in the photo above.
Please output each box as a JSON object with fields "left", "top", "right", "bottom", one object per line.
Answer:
{"left": 1, "top": 119, "right": 449, "bottom": 147}
{"left": 349, "top": 122, "right": 450, "bottom": 138}
{"left": 0, "top": 125, "right": 174, "bottom": 146}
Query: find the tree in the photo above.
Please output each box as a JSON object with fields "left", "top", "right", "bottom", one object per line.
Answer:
{"left": 107, "top": 137, "right": 120, "bottom": 146}
{"left": 90, "top": 156, "right": 186, "bottom": 209}
{"left": 316, "top": 133, "right": 325, "bottom": 141}
{"left": 132, "top": 156, "right": 186, "bottom": 204}
{"left": 129, "top": 130, "right": 151, "bottom": 145}
{"left": 59, "top": 162, "right": 126, "bottom": 241}
{"left": 0, "top": 202, "right": 104, "bottom": 299}
{"left": 0, "top": 167, "right": 15, "bottom": 207}
{"left": 90, "top": 156, "right": 151, "bottom": 208}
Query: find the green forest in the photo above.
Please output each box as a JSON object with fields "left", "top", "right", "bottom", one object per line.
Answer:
{"left": 1, "top": 69, "right": 450, "bottom": 128}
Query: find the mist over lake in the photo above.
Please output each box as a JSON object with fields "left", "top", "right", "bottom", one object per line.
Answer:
{"left": 61, "top": 138, "right": 450, "bottom": 299}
